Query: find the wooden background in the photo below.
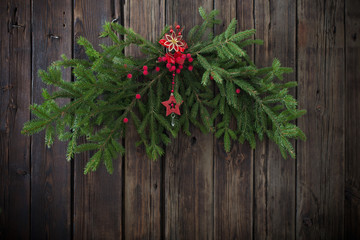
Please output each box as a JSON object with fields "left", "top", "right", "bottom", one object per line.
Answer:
{"left": 1, "top": 0, "right": 359, "bottom": 239}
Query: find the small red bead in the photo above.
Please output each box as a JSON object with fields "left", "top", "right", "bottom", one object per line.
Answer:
{"left": 170, "top": 29, "right": 174, "bottom": 33}
{"left": 179, "top": 65, "right": 183, "bottom": 69}
{"left": 236, "top": 88, "right": 241, "bottom": 94}
{"left": 155, "top": 66, "right": 160, "bottom": 72}
{"left": 171, "top": 103, "right": 174, "bottom": 107}
{"left": 143, "top": 65, "right": 148, "bottom": 70}
{"left": 143, "top": 70, "right": 149, "bottom": 75}
{"left": 127, "top": 73, "right": 132, "bottom": 79}
{"left": 136, "top": 94, "right": 141, "bottom": 99}
{"left": 188, "top": 65, "right": 193, "bottom": 71}
{"left": 170, "top": 66, "right": 176, "bottom": 72}
{"left": 162, "top": 56, "right": 167, "bottom": 62}
{"left": 181, "top": 54, "right": 186, "bottom": 59}
{"left": 123, "top": 118, "right": 129, "bottom": 123}
{"left": 166, "top": 63, "right": 171, "bottom": 69}
{"left": 176, "top": 69, "right": 181, "bottom": 74}
{"left": 171, "top": 90, "right": 174, "bottom": 93}
{"left": 186, "top": 53, "right": 191, "bottom": 58}
{"left": 172, "top": 73, "right": 176, "bottom": 76}
{"left": 188, "top": 57, "right": 193, "bottom": 63}
{"left": 210, "top": 75, "right": 214, "bottom": 80}
{"left": 172, "top": 82, "right": 175, "bottom": 84}
{"left": 176, "top": 25, "right": 180, "bottom": 29}
{"left": 178, "top": 32, "right": 182, "bottom": 35}
{"left": 158, "top": 57, "right": 162, "bottom": 62}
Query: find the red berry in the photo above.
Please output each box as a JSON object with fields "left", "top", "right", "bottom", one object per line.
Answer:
{"left": 170, "top": 66, "right": 176, "bottom": 72}
{"left": 166, "top": 63, "right": 171, "bottom": 69}
{"left": 181, "top": 54, "right": 186, "bottom": 59}
{"left": 143, "top": 70, "right": 149, "bottom": 75}
{"left": 136, "top": 94, "right": 141, "bottom": 99}
{"left": 170, "top": 29, "right": 174, "bottom": 33}
{"left": 178, "top": 32, "right": 182, "bottom": 35}
{"left": 210, "top": 75, "right": 214, "bottom": 80}
{"left": 179, "top": 65, "right": 183, "bottom": 69}
{"left": 186, "top": 53, "right": 191, "bottom": 58}
{"left": 158, "top": 57, "right": 162, "bottom": 62}
{"left": 188, "top": 65, "right": 193, "bottom": 71}
{"left": 123, "top": 118, "right": 129, "bottom": 123}
{"left": 172, "top": 73, "right": 176, "bottom": 76}
{"left": 176, "top": 25, "right": 180, "bottom": 29}
{"left": 155, "top": 66, "right": 160, "bottom": 72}
{"left": 127, "top": 73, "right": 132, "bottom": 79}
{"left": 171, "top": 90, "right": 174, "bottom": 93}
{"left": 143, "top": 65, "right": 148, "bottom": 70}
{"left": 236, "top": 88, "right": 241, "bottom": 94}
{"left": 172, "top": 82, "right": 175, "bottom": 85}
{"left": 171, "top": 103, "right": 174, "bottom": 107}
{"left": 176, "top": 69, "right": 181, "bottom": 74}
{"left": 162, "top": 56, "right": 167, "bottom": 62}
{"left": 188, "top": 57, "right": 193, "bottom": 63}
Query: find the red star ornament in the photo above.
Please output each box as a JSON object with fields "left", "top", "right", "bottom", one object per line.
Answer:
{"left": 162, "top": 94, "right": 182, "bottom": 116}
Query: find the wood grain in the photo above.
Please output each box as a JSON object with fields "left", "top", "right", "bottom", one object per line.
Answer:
{"left": 213, "top": 0, "right": 254, "bottom": 239}
{"left": 0, "top": 0, "right": 359, "bottom": 239}
{"left": 345, "top": 1, "right": 360, "bottom": 238}
{"left": 164, "top": 1, "right": 214, "bottom": 239}
{"left": 73, "top": 0, "right": 123, "bottom": 239}
{"left": 254, "top": 0, "right": 297, "bottom": 239}
{"left": 123, "top": 0, "right": 164, "bottom": 239}
{"left": 31, "top": 0, "right": 72, "bottom": 239}
{"left": 0, "top": 1, "right": 31, "bottom": 239}
{"left": 297, "top": 0, "right": 345, "bottom": 239}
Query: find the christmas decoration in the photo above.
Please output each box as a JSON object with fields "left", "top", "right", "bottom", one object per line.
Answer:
{"left": 21, "top": 7, "right": 306, "bottom": 174}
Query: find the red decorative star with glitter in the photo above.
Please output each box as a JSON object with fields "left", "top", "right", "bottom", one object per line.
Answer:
{"left": 161, "top": 94, "right": 182, "bottom": 116}
{"left": 159, "top": 31, "right": 188, "bottom": 52}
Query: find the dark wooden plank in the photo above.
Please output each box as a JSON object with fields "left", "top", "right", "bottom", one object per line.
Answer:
{"left": 345, "top": 1, "right": 360, "bottom": 238}
{"left": 123, "top": 1, "right": 164, "bottom": 239}
{"left": 73, "top": 1, "right": 123, "bottom": 239}
{"left": 0, "top": 1, "right": 31, "bottom": 239}
{"left": 297, "top": 0, "right": 345, "bottom": 239}
{"left": 31, "top": 0, "right": 72, "bottom": 239}
{"left": 213, "top": 0, "right": 254, "bottom": 239}
{"left": 254, "top": 0, "right": 296, "bottom": 239}
{"left": 164, "top": 2, "right": 214, "bottom": 239}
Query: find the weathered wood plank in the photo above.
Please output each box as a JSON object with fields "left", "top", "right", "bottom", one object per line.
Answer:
{"left": 213, "top": 0, "right": 254, "bottom": 239}
{"left": 73, "top": 1, "right": 123, "bottom": 239}
{"left": 123, "top": 0, "right": 164, "bottom": 239}
{"left": 164, "top": 1, "right": 214, "bottom": 239}
{"left": 254, "top": 0, "right": 296, "bottom": 239}
{"left": 31, "top": 0, "right": 72, "bottom": 239}
{"left": 345, "top": 1, "right": 360, "bottom": 238}
{"left": 297, "top": 0, "right": 345, "bottom": 239}
{"left": 0, "top": 1, "right": 31, "bottom": 239}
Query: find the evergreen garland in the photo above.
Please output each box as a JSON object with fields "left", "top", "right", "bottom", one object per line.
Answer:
{"left": 22, "top": 7, "right": 306, "bottom": 174}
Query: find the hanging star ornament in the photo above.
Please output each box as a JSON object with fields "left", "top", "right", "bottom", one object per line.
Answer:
{"left": 161, "top": 94, "right": 182, "bottom": 116}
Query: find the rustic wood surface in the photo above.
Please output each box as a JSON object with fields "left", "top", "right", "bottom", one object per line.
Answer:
{"left": 254, "top": 0, "right": 297, "bottom": 239}
{"left": 73, "top": 0, "right": 123, "bottom": 239}
{"left": 213, "top": 0, "right": 253, "bottom": 239}
{"left": 0, "top": 0, "right": 358, "bottom": 239}
{"left": 124, "top": 0, "right": 164, "bottom": 239}
{"left": 345, "top": 0, "right": 360, "bottom": 238}
{"left": 297, "top": 0, "right": 345, "bottom": 239}
{"left": 31, "top": 0, "right": 72, "bottom": 239}
{"left": 0, "top": 1, "right": 31, "bottom": 239}
{"left": 164, "top": 2, "right": 214, "bottom": 240}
